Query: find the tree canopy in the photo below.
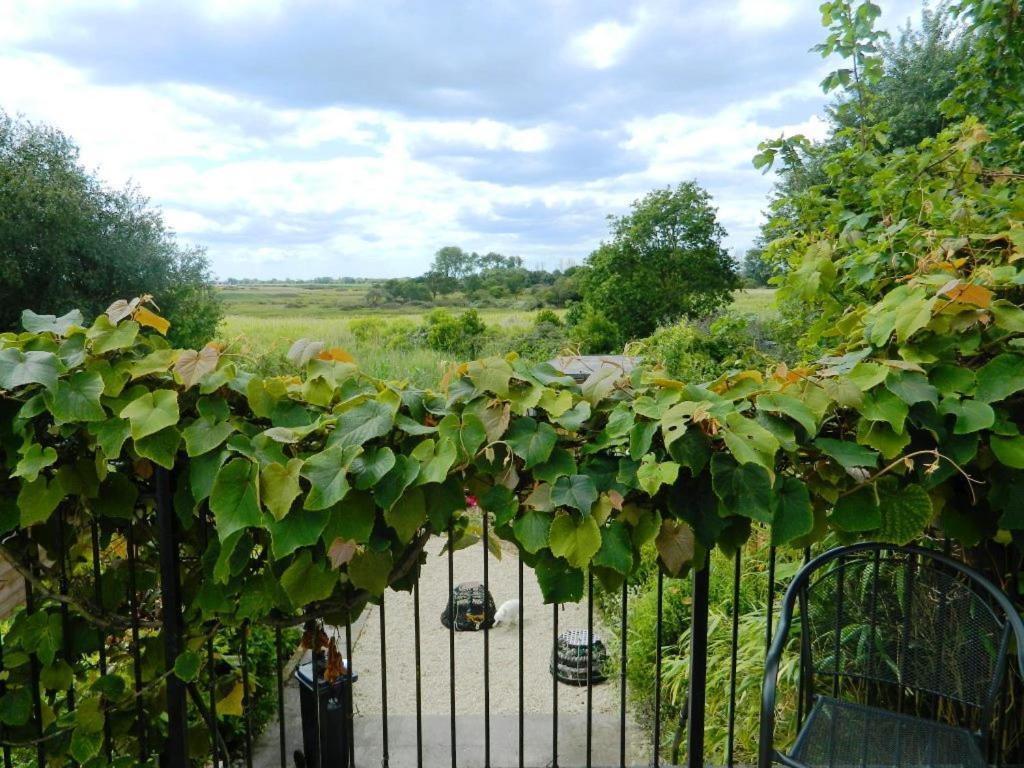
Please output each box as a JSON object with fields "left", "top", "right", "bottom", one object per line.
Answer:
{"left": 575, "top": 182, "right": 737, "bottom": 350}
{"left": 0, "top": 111, "right": 220, "bottom": 348}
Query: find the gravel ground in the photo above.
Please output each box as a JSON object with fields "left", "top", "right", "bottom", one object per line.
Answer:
{"left": 254, "top": 538, "right": 652, "bottom": 766}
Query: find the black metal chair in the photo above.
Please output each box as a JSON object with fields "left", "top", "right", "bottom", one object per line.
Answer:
{"left": 759, "top": 543, "right": 1024, "bottom": 768}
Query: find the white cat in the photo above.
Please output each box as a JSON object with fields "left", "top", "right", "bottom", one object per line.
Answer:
{"left": 492, "top": 599, "right": 521, "bottom": 628}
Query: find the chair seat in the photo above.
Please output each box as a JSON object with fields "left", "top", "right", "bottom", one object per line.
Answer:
{"left": 787, "top": 696, "right": 986, "bottom": 768}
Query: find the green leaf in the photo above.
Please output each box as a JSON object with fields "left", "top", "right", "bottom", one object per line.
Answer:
{"left": 417, "top": 438, "right": 458, "bottom": 485}
{"left": 929, "top": 364, "right": 976, "bottom": 397}
{"left": 858, "top": 387, "right": 909, "bottom": 434}
{"left": 182, "top": 417, "right": 236, "bottom": 457}
{"left": 990, "top": 435, "right": 1024, "bottom": 469}
{"left": 174, "top": 650, "right": 202, "bottom": 682}
{"left": 18, "top": 475, "right": 65, "bottom": 527}
{"left": 479, "top": 485, "right": 518, "bottom": 526}
{"left": 667, "top": 429, "right": 710, "bottom": 474}
{"left": 722, "top": 413, "right": 779, "bottom": 469}
{"left": 21, "top": 309, "right": 83, "bottom": 335}
{"left": 281, "top": 551, "right": 339, "bottom": 607}
{"left": 876, "top": 481, "right": 932, "bottom": 545}
{"left": 266, "top": 507, "right": 329, "bottom": 559}
{"left": 554, "top": 402, "right": 591, "bottom": 431}
{"left": 548, "top": 512, "right": 601, "bottom": 568}
{"left": 938, "top": 397, "right": 995, "bottom": 434}
{"left": 134, "top": 426, "right": 181, "bottom": 469}
{"left": 87, "top": 316, "right": 139, "bottom": 354}
{"left": 635, "top": 456, "right": 680, "bottom": 497}
{"left": 884, "top": 371, "right": 938, "bottom": 407}
{"left": 771, "top": 477, "right": 813, "bottom": 545}
{"left": 629, "top": 420, "right": 659, "bottom": 460}
{"left": 513, "top": 511, "right": 552, "bottom": 554}
{"left": 91, "top": 473, "right": 138, "bottom": 519}
{"left": 506, "top": 417, "right": 557, "bottom": 468}
{"left": 301, "top": 444, "right": 362, "bottom": 510}
{"left": 831, "top": 486, "right": 881, "bottom": 532}
{"left": 0, "top": 689, "right": 31, "bottom": 726}
{"left": 47, "top": 370, "right": 106, "bottom": 423}
{"left": 655, "top": 519, "right": 695, "bottom": 576}
{"left": 756, "top": 393, "right": 818, "bottom": 434}
{"left": 348, "top": 548, "right": 393, "bottom": 596}
{"left": 12, "top": 444, "right": 57, "bottom": 483}
{"left": 976, "top": 354, "right": 1024, "bottom": 403}
{"left": 550, "top": 474, "right": 599, "bottom": 512}
{"left": 532, "top": 447, "right": 577, "bottom": 484}
{"left": 592, "top": 520, "right": 633, "bottom": 575}
{"left": 425, "top": 478, "right": 465, "bottom": 530}
{"left": 534, "top": 553, "right": 584, "bottom": 603}
{"left": 373, "top": 455, "right": 420, "bottom": 510}
{"left": 261, "top": 459, "right": 304, "bottom": 520}
{"left": 351, "top": 446, "right": 396, "bottom": 490}
{"left": 814, "top": 438, "right": 879, "bottom": 470}
{"left": 89, "top": 418, "right": 131, "bottom": 458}
{"left": 385, "top": 487, "right": 427, "bottom": 543}
{"left": 331, "top": 400, "right": 395, "bottom": 449}
{"left": 120, "top": 389, "right": 180, "bottom": 440}
{"left": 467, "top": 357, "right": 513, "bottom": 397}
{"left": 0, "top": 349, "right": 61, "bottom": 390}
{"left": 210, "top": 459, "right": 263, "bottom": 542}
{"left": 711, "top": 455, "right": 773, "bottom": 522}
{"left": 322, "top": 490, "right": 378, "bottom": 545}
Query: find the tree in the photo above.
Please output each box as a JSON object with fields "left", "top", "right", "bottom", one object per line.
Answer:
{"left": 741, "top": 247, "right": 778, "bottom": 287}
{"left": 575, "top": 182, "right": 736, "bottom": 349}
{"left": 0, "top": 111, "right": 220, "bottom": 348}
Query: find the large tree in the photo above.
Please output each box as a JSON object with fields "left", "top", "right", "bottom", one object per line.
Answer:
{"left": 0, "top": 111, "right": 220, "bottom": 348}
{"left": 576, "top": 182, "right": 736, "bottom": 348}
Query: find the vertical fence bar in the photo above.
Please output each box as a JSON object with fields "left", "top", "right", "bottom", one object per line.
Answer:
{"left": 726, "top": 550, "right": 742, "bottom": 768}
{"left": 482, "top": 510, "right": 491, "bottom": 768}
{"left": 687, "top": 562, "right": 710, "bottom": 768}
{"left": 654, "top": 568, "right": 664, "bottom": 767}
{"left": 518, "top": 554, "right": 524, "bottom": 768}
{"left": 55, "top": 509, "right": 75, "bottom": 712}
{"left": 275, "top": 627, "right": 286, "bottom": 768}
{"left": 765, "top": 546, "right": 777, "bottom": 654}
{"left": 414, "top": 578, "right": 423, "bottom": 768}
{"left": 619, "top": 580, "right": 628, "bottom": 768}
{"left": 90, "top": 520, "right": 113, "bottom": 763}
{"left": 345, "top": 618, "right": 356, "bottom": 768}
{"left": 448, "top": 522, "right": 457, "bottom": 768}
{"left": 0, "top": 626, "right": 9, "bottom": 768}
{"left": 586, "top": 571, "right": 594, "bottom": 768}
{"left": 126, "top": 521, "right": 148, "bottom": 762}
{"left": 241, "top": 623, "right": 254, "bottom": 768}
{"left": 308, "top": 618, "right": 323, "bottom": 767}
{"left": 21, "top": 535, "right": 44, "bottom": 768}
{"left": 209, "top": 626, "right": 220, "bottom": 767}
{"left": 552, "top": 603, "right": 559, "bottom": 768}
{"left": 156, "top": 468, "right": 189, "bottom": 768}
{"left": 380, "top": 596, "right": 390, "bottom": 768}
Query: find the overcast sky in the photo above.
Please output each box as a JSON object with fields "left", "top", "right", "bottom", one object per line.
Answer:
{"left": 1, "top": 0, "right": 923, "bottom": 279}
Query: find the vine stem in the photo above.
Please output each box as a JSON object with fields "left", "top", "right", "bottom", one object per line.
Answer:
{"left": 838, "top": 448, "right": 983, "bottom": 503}
{"left": 0, "top": 540, "right": 161, "bottom": 630}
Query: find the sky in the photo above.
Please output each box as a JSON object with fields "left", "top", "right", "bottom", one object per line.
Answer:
{"left": 0, "top": 0, "right": 923, "bottom": 279}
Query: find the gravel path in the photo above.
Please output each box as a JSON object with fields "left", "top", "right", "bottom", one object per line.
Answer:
{"left": 253, "top": 538, "right": 653, "bottom": 766}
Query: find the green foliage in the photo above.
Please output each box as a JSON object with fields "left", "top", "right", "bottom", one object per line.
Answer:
{"left": 574, "top": 182, "right": 737, "bottom": 349}
{"left": 0, "top": 111, "right": 221, "bottom": 348}
{"left": 422, "top": 308, "right": 488, "bottom": 357}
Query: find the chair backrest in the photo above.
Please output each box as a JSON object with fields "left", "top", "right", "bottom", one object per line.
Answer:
{"left": 798, "top": 544, "right": 1019, "bottom": 720}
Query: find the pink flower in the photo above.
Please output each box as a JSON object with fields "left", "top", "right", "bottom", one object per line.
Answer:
{"left": 465, "top": 494, "right": 478, "bottom": 508}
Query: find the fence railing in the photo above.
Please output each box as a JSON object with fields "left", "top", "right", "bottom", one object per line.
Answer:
{"left": 1, "top": 468, "right": 1022, "bottom": 768}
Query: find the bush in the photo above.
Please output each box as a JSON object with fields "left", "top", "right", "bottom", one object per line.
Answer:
{"left": 566, "top": 303, "right": 621, "bottom": 353}
{"left": 422, "top": 308, "right": 487, "bottom": 358}
{"left": 634, "top": 311, "right": 770, "bottom": 382}
{"left": 0, "top": 111, "right": 221, "bottom": 348}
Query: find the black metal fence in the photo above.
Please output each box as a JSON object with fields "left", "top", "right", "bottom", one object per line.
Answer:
{"left": 1, "top": 470, "right": 1022, "bottom": 768}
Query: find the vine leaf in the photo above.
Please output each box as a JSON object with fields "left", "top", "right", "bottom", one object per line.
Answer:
{"left": 21, "top": 309, "right": 83, "bottom": 336}
{"left": 655, "top": 518, "right": 695, "bottom": 576}
{"left": 385, "top": 487, "right": 426, "bottom": 543}
{"left": 636, "top": 456, "right": 680, "bottom": 497}
{"left": 260, "top": 459, "right": 304, "bottom": 521}
{"left": 18, "top": 475, "right": 66, "bottom": 527}
{"left": 548, "top": 512, "right": 601, "bottom": 568}
{"left": 348, "top": 548, "right": 393, "bottom": 596}
{"left": 770, "top": 476, "right": 813, "bottom": 545}
{"left": 120, "top": 389, "right": 180, "bottom": 440}
{"left": 876, "top": 481, "right": 933, "bottom": 545}
{"left": 12, "top": 444, "right": 58, "bottom": 483}
{"left": 831, "top": 485, "right": 881, "bottom": 532}
{"left": 0, "top": 348, "right": 61, "bottom": 390}
{"left": 815, "top": 437, "right": 879, "bottom": 470}
{"left": 550, "top": 474, "right": 598, "bottom": 512}
{"left": 301, "top": 444, "right": 362, "bottom": 511}
{"left": 210, "top": 459, "right": 262, "bottom": 542}
{"left": 506, "top": 417, "right": 557, "bottom": 468}
{"left": 281, "top": 550, "right": 339, "bottom": 607}
{"left": 592, "top": 520, "right": 633, "bottom": 575}
{"left": 512, "top": 511, "right": 552, "bottom": 554}
{"left": 174, "top": 344, "right": 221, "bottom": 388}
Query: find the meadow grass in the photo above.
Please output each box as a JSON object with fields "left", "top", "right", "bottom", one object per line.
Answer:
{"left": 730, "top": 287, "right": 777, "bottom": 318}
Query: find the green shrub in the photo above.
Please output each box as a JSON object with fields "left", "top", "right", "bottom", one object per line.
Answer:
{"left": 422, "top": 308, "right": 487, "bottom": 358}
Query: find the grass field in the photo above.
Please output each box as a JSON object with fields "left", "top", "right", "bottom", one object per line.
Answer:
{"left": 216, "top": 285, "right": 777, "bottom": 386}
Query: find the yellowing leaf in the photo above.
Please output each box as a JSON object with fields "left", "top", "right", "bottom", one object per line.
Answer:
{"left": 216, "top": 682, "right": 245, "bottom": 717}
{"left": 937, "top": 279, "right": 993, "bottom": 308}
{"left": 174, "top": 344, "right": 221, "bottom": 388}
{"left": 317, "top": 347, "right": 355, "bottom": 363}
{"left": 133, "top": 306, "right": 170, "bottom": 335}
{"left": 105, "top": 298, "right": 140, "bottom": 324}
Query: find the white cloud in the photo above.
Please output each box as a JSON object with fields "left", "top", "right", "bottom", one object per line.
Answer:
{"left": 569, "top": 18, "right": 640, "bottom": 70}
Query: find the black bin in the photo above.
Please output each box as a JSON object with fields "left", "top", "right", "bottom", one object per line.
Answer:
{"left": 294, "top": 658, "right": 357, "bottom": 768}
